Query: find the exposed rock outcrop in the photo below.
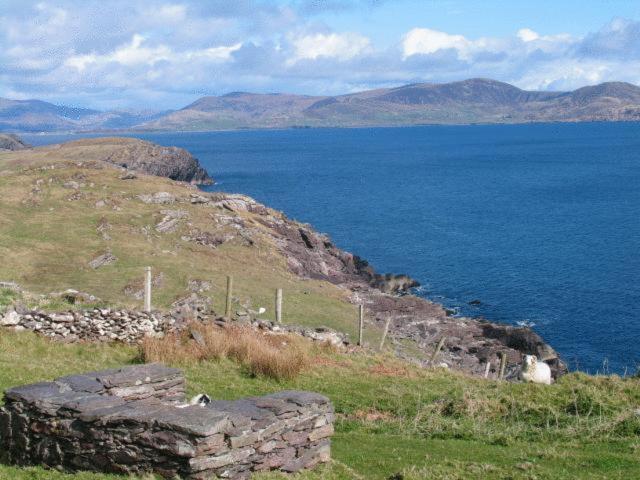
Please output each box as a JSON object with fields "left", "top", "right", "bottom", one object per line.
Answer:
{"left": 54, "top": 137, "right": 213, "bottom": 185}
{"left": 0, "top": 134, "right": 30, "bottom": 151}
{"left": 97, "top": 138, "right": 213, "bottom": 184}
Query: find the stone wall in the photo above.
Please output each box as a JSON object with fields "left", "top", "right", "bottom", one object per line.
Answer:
{"left": 0, "top": 308, "right": 171, "bottom": 342}
{"left": 0, "top": 307, "right": 349, "bottom": 347}
{"left": 0, "top": 364, "right": 334, "bottom": 479}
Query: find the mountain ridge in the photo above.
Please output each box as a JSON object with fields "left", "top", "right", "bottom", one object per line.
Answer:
{"left": 3, "top": 78, "right": 640, "bottom": 132}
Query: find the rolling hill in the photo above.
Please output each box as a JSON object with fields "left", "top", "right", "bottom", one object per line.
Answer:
{"left": 0, "top": 98, "right": 167, "bottom": 132}
{"left": 139, "top": 79, "right": 640, "bottom": 130}
{"left": 3, "top": 79, "right": 640, "bottom": 132}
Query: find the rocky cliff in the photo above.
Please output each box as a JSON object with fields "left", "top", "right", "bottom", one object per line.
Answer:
{"left": 8, "top": 137, "right": 213, "bottom": 185}
{"left": 69, "top": 137, "right": 213, "bottom": 185}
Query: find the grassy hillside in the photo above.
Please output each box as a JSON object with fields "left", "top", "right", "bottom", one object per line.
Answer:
{"left": 0, "top": 331, "right": 639, "bottom": 479}
{"left": 0, "top": 141, "right": 381, "bottom": 343}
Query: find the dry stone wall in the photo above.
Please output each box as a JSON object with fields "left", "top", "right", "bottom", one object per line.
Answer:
{"left": 0, "top": 307, "right": 350, "bottom": 346}
{"left": 0, "top": 364, "right": 334, "bottom": 479}
{"left": 0, "top": 308, "right": 172, "bottom": 342}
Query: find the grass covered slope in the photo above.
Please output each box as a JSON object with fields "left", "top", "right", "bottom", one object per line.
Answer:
{"left": 0, "top": 139, "right": 378, "bottom": 341}
{"left": 0, "top": 331, "right": 639, "bottom": 479}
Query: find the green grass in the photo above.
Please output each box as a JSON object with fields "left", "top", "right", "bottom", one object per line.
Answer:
{"left": 1, "top": 331, "right": 639, "bottom": 480}
{"left": 0, "top": 288, "right": 19, "bottom": 310}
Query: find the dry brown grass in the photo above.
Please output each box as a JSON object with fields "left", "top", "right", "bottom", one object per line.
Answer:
{"left": 141, "top": 322, "right": 309, "bottom": 381}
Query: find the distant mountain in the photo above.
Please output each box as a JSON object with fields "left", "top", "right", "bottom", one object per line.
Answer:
{"left": 140, "top": 79, "right": 640, "bottom": 130}
{"left": 0, "top": 98, "right": 168, "bottom": 132}
{"left": 3, "top": 79, "right": 640, "bottom": 132}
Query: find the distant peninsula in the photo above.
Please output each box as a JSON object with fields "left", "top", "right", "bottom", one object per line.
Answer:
{"left": 3, "top": 78, "right": 640, "bottom": 133}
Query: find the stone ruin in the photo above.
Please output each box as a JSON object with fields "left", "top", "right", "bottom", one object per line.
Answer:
{"left": 0, "top": 364, "right": 334, "bottom": 479}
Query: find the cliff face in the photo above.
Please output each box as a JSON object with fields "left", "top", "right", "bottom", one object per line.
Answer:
{"left": 0, "top": 134, "right": 30, "bottom": 151}
{"left": 34, "top": 137, "right": 213, "bottom": 185}
{"left": 62, "top": 137, "right": 214, "bottom": 185}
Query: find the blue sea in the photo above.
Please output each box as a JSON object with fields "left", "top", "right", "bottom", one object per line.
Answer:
{"left": 25, "top": 123, "right": 640, "bottom": 374}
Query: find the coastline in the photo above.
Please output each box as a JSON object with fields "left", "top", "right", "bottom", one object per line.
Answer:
{"left": 14, "top": 118, "right": 640, "bottom": 137}
{"left": 203, "top": 191, "right": 568, "bottom": 379}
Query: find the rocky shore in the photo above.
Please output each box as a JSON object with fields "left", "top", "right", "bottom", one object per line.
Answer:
{"left": 185, "top": 192, "right": 567, "bottom": 379}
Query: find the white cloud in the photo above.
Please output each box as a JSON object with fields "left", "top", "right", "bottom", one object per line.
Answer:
{"left": 289, "top": 32, "right": 370, "bottom": 63}
{"left": 517, "top": 28, "right": 539, "bottom": 42}
{"left": 64, "top": 34, "right": 240, "bottom": 71}
{"left": 153, "top": 4, "right": 187, "bottom": 22}
{"left": 402, "top": 28, "right": 472, "bottom": 60}
{"left": 517, "top": 59, "right": 614, "bottom": 91}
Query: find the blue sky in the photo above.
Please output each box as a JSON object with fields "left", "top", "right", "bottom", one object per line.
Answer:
{"left": 2, "top": 0, "right": 640, "bottom": 109}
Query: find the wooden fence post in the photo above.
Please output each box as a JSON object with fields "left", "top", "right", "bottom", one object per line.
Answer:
{"left": 275, "top": 288, "right": 283, "bottom": 323}
{"left": 358, "top": 305, "right": 364, "bottom": 346}
{"left": 498, "top": 353, "right": 507, "bottom": 380}
{"left": 484, "top": 362, "right": 491, "bottom": 379}
{"left": 225, "top": 276, "right": 233, "bottom": 318}
{"left": 378, "top": 317, "right": 392, "bottom": 351}
{"left": 429, "top": 336, "right": 446, "bottom": 365}
{"left": 144, "top": 266, "right": 152, "bottom": 312}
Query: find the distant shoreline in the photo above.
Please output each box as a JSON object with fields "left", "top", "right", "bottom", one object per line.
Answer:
{"left": 14, "top": 118, "right": 640, "bottom": 137}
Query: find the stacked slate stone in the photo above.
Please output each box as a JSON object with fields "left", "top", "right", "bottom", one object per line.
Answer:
{"left": 0, "top": 364, "right": 333, "bottom": 479}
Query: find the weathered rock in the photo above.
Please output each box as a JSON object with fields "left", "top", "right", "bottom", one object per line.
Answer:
{"left": 62, "top": 180, "right": 81, "bottom": 190}
{"left": 156, "top": 209, "right": 189, "bottom": 233}
{"left": 97, "top": 138, "right": 213, "bottom": 185}
{"left": 88, "top": 251, "right": 117, "bottom": 269}
{"left": 1, "top": 310, "right": 20, "bottom": 326}
{"left": 138, "top": 192, "right": 176, "bottom": 204}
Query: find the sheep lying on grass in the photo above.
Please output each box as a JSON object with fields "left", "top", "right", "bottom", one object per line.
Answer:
{"left": 520, "top": 355, "right": 552, "bottom": 385}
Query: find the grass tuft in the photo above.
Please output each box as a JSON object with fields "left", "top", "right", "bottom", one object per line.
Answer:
{"left": 140, "top": 323, "right": 309, "bottom": 381}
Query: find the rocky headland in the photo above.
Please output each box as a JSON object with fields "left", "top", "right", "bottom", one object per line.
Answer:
{"left": 65, "top": 137, "right": 213, "bottom": 185}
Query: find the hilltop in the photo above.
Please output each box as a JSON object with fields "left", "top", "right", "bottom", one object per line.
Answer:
{"left": 4, "top": 79, "right": 640, "bottom": 132}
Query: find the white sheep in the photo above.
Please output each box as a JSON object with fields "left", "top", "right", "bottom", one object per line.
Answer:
{"left": 520, "top": 355, "right": 552, "bottom": 385}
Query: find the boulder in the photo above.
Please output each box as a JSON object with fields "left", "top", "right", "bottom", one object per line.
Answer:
{"left": 0, "top": 310, "right": 20, "bottom": 326}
